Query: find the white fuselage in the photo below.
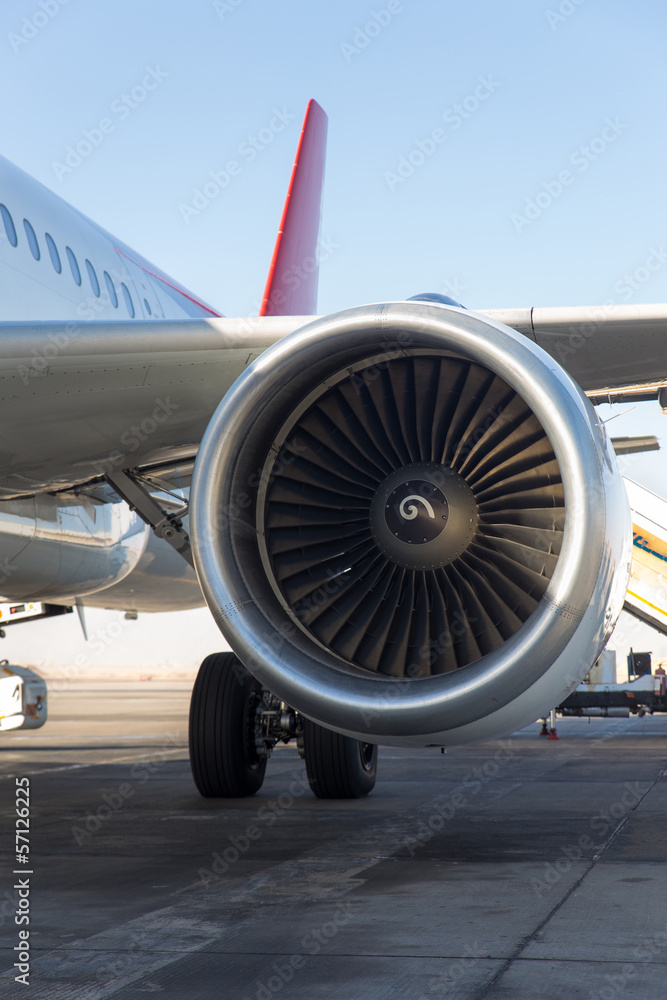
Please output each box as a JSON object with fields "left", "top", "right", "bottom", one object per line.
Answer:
{"left": 0, "top": 154, "right": 219, "bottom": 323}
{"left": 0, "top": 154, "right": 214, "bottom": 611}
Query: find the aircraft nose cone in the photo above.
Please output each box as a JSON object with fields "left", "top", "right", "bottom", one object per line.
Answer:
{"left": 370, "top": 463, "right": 478, "bottom": 571}
{"left": 384, "top": 479, "right": 449, "bottom": 544}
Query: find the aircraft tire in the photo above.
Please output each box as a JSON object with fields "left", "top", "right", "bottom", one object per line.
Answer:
{"left": 189, "top": 652, "right": 267, "bottom": 797}
{"left": 303, "top": 719, "right": 377, "bottom": 798}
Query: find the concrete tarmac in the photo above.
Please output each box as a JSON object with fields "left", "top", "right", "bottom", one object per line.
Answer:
{"left": 1, "top": 680, "right": 667, "bottom": 999}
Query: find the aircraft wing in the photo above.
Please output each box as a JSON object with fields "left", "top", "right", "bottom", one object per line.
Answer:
{"left": 3, "top": 302, "right": 667, "bottom": 498}
{"left": 0, "top": 316, "right": 302, "bottom": 497}
{"left": 485, "top": 302, "right": 667, "bottom": 398}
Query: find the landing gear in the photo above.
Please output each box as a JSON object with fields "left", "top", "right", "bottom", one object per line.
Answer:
{"left": 189, "top": 653, "right": 378, "bottom": 799}
{"left": 189, "top": 652, "right": 267, "bottom": 797}
{"left": 303, "top": 718, "right": 377, "bottom": 798}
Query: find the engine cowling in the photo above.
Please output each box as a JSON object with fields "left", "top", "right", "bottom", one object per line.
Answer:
{"left": 190, "top": 302, "right": 631, "bottom": 747}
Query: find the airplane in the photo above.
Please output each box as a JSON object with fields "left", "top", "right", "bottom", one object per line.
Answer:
{"left": 1, "top": 98, "right": 666, "bottom": 800}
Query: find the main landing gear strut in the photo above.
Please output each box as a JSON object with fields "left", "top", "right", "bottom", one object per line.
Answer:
{"left": 189, "top": 652, "right": 378, "bottom": 799}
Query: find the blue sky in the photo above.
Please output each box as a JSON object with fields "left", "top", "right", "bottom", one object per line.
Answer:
{"left": 1, "top": 0, "right": 667, "bottom": 672}
{"left": 4, "top": 0, "right": 667, "bottom": 316}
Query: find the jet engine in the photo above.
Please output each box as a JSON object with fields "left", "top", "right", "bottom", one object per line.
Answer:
{"left": 190, "top": 301, "right": 631, "bottom": 747}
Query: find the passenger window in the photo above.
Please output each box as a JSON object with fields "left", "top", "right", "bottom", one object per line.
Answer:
{"left": 66, "top": 247, "right": 81, "bottom": 285}
{"left": 104, "top": 271, "right": 118, "bottom": 308}
{"left": 85, "top": 259, "right": 100, "bottom": 297}
{"left": 45, "top": 233, "right": 62, "bottom": 273}
{"left": 121, "top": 283, "right": 135, "bottom": 318}
{"left": 23, "top": 219, "right": 40, "bottom": 260}
{"left": 0, "top": 205, "right": 17, "bottom": 247}
{"left": 144, "top": 299, "right": 152, "bottom": 316}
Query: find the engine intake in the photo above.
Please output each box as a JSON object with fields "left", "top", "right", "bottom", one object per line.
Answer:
{"left": 191, "top": 302, "right": 630, "bottom": 746}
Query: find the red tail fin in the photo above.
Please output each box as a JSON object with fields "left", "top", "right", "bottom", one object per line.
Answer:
{"left": 259, "top": 100, "right": 328, "bottom": 316}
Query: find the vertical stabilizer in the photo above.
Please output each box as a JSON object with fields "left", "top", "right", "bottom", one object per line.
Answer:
{"left": 259, "top": 99, "right": 328, "bottom": 316}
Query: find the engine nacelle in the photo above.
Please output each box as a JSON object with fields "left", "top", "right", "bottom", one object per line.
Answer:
{"left": 190, "top": 302, "right": 631, "bottom": 747}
